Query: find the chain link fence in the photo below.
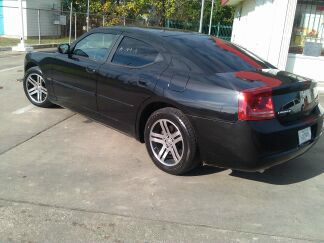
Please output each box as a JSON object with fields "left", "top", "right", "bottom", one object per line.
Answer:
{"left": 166, "top": 20, "right": 232, "bottom": 41}
{"left": 0, "top": 5, "right": 232, "bottom": 47}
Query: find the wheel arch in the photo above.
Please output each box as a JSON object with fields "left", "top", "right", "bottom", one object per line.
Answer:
{"left": 135, "top": 98, "right": 187, "bottom": 143}
{"left": 25, "top": 62, "right": 38, "bottom": 72}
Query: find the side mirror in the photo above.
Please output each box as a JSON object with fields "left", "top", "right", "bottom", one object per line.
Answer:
{"left": 58, "top": 44, "right": 70, "bottom": 54}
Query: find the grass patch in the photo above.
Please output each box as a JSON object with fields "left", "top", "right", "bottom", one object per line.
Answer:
{"left": 0, "top": 37, "right": 19, "bottom": 47}
{"left": 0, "top": 37, "right": 70, "bottom": 47}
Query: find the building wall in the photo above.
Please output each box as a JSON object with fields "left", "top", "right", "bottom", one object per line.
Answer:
{"left": 231, "top": 0, "right": 297, "bottom": 70}
{"left": 286, "top": 54, "right": 324, "bottom": 81}
{"left": 1, "top": 0, "right": 61, "bottom": 38}
{"left": 231, "top": 0, "right": 273, "bottom": 61}
{"left": 0, "top": 0, "right": 4, "bottom": 35}
{"left": 2, "top": 0, "right": 27, "bottom": 38}
{"left": 25, "top": 0, "right": 61, "bottom": 37}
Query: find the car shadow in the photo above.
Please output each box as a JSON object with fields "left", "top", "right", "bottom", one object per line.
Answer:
{"left": 229, "top": 156, "right": 324, "bottom": 185}
{"left": 184, "top": 165, "right": 227, "bottom": 176}
{"left": 184, "top": 149, "right": 324, "bottom": 185}
{"left": 186, "top": 136, "right": 324, "bottom": 184}
{"left": 49, "top": 104, "right": 63, "bottom": 109}
{"left": 184, "top": 155, "right": 323, "bottom": 185}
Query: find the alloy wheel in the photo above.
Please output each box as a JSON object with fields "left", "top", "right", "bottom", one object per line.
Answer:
{"left": 26, "top": 73, "right": 48, "bottom": 104}
{"left": 149, "top": 119, "right": 184, "bottom": 166}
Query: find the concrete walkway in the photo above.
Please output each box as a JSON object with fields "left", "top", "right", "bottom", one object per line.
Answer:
{"left": 0, "top": 50, "right": 323, "bottom": 242}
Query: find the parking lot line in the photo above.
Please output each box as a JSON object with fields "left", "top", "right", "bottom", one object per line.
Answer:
{"left": 12, "top": 104, "right": 35, "bottom": 115}
{"left": 0, "top": 65, "right": 23, "bottom": 73}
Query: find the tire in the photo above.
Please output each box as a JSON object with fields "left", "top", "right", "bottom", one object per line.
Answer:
{"left": 144, "top": 107, "right": 200, "bottom": 175}
{"left": 23, "top": 66, "right": 53, "bottom": 108}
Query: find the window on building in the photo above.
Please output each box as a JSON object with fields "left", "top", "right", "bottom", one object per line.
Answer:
{"left": 289, "top": 0, "right": 324, "bottom": 57}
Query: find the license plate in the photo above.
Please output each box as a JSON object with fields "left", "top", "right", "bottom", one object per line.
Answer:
{"left": 298, "top": 127, "right": 311, "bottom": 145}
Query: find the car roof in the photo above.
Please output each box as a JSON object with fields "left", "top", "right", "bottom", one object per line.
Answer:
{"left": 96, "top": 26, "right": 201, "bottom": 38}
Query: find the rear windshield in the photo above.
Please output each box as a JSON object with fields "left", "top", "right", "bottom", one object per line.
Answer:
{"left": 168, "top": 35, "right": 275, "bottom": 73}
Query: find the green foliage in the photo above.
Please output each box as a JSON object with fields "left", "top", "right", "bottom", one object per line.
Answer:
{"left": 62, "top": 0, "right": 234, "bottom": 26}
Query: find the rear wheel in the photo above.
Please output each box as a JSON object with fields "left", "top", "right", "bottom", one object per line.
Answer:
{"left": 23, "top": 66, "right": 53, "bottom": 108}
{"left": 144, "top": 107, "right": 199, "bottom": 175}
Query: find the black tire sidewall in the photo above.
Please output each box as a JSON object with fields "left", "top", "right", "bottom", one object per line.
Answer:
{"left": 144, "top": 108, "right": 197, "bottom": 175}
{"left": 23, "top": 67, "right": 52, "bottom": 108}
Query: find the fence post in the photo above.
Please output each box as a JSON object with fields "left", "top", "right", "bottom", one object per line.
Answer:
{"left": 102, "top": 15, "right": 105, "bottom": 26}
{"left": 216, "top": 22, "right": 220, "bottom": 37}
{"left": 199, "top": 0, "right": 205, "bottom": 33}
{"left": 208, "top": 0, "right": 214, "bottom": 35}
{"left": 86, "top": 0, "right": 90, "bottom": 31}
{"left": 37, "top": 9, "right": 41, "bottom": 44}
{"left": 74, "top": 13, "right": 77, "bottom": 40}
{"left": 69, "top": 2, "right": 72, "bottom": 44}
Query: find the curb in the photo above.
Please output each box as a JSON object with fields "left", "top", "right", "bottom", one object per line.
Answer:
{"left": 0, "top": 43, "right": 59, "bottom": 52}
{"left": 0, "top": 47, "right": 12, "bottom": 51}
{"left": 32, "top": 43, "right": 59, "bottom": 49}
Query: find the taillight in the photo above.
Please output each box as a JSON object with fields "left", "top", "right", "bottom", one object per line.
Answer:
{"left": 238, "top": 87, "right": 275, "bottom": 121}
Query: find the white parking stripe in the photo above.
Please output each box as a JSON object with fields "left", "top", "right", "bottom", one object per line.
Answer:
{"left": 0, "top": 65, "right": 23, "bottom": 73}
{"left": 12, "top": 104, "right": 35, "bottom": 115}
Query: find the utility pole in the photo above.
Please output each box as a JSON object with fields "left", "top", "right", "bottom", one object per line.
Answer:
{"left": 12, "top": 0, "right": 33, "bottom": 51}
{"left": 37, "top": 9, "right": 41, "bottom": 44}
{"left": 208, "top": 0, "right": 215, "bottom": 35}
{"left": 86, "top": 0, "right": 90, "bottom": 31}
{"left": 199, "top": 0, "right": 205, "bottom": 33}
{"left": 69, "top": 2, "right": 73, "bottom": 44}
{"left": 75, "top": 13, "right": 77, "bottom": 40}
{"left": 18, "top": 0, "right": 25, "bottom": 47}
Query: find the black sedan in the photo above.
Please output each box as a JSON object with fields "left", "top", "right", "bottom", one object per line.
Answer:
{"left": 23, "top": 27, "right": 323, "bottom": 175}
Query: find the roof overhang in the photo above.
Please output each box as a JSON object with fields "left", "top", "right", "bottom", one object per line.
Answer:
{"left": 221, "top": 0, "right": 243, "bottom": 6}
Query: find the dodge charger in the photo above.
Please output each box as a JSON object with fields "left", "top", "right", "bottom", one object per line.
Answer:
{"left": 23, "top": 27, "right": 324, "bottom": 175}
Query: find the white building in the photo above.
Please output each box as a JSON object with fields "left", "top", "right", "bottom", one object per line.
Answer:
{"left": 222, "top": 0, "right": 324, "bottom": 82}
{"left": 0, "top": 0, "right": 62, "bottom": 38}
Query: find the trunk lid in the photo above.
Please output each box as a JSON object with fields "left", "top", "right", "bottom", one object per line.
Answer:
{"left": 218, "top": 69, "right": 319, "bottom": 123}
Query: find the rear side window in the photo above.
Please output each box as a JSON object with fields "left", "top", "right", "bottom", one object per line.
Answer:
{"left": 73, "top": 33, "right": 117, "bottom": 62}
{"left": 112, "top": 37, "right": 160, "bottom": 67}
{"left": 168, "top": 35, "right": 274, "bottom": 74}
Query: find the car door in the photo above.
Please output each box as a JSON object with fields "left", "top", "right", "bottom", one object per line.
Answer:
{"left": 96, "top": 36, "right": 167, "bottom": 133}
{"left": 51, "top": 32, "right": 119, "bottom": 111}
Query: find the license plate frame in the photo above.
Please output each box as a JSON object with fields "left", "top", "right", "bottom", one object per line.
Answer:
{"left": 298, "top": 127, "right": 312, "bottom": 145}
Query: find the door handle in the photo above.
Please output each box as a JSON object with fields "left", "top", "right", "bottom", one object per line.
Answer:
{"left": 86, "top": 66, "right": 96, "bottom": 74}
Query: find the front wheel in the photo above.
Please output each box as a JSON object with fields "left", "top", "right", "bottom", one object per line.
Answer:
{"left": 144, "top": 107, "right": 200, "bottom": 175}
{"left": 23, "top": 66, "right": 53, "bottom": 108}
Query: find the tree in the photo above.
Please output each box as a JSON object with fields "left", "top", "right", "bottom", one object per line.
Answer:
{"left": 61, "top": 0, "right": 234, "bottom": 27}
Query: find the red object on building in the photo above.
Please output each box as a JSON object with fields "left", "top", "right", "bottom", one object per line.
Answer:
{"left": 221, "top": 0, "right": 229, "bottom": 5}
{"left": 316, "top": 5, "right": 324, "bottom": 11}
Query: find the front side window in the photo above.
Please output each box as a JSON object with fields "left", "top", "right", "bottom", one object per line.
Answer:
{"left": 112, "top": 37, "right": 160, "bottom": 67}
{"left": 73, "top": 33, "right": 118, "bottom": 62}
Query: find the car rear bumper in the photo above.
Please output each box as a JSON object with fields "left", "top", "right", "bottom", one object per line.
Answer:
{"left": 189, "top": 108, "right": 324, "bottom": 172}
{"left": 246, "top": 136, "right": 320, "bottom": 171}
